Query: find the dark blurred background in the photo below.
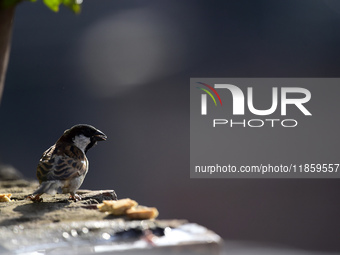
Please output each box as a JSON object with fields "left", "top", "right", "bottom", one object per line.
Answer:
{"left": 1, "top": 0, "right": 340, "bottom": 253}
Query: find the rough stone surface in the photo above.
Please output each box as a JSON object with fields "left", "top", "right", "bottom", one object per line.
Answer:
{"left": 0, "top": 172, "right": 221, "bottom": 254}
{"left": 0, "top": 179, "right": 117, "bottom": 225}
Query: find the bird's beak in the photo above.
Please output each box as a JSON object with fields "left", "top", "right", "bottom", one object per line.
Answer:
{"left": 94, "top": 130, "right": 107, "bottom": 141}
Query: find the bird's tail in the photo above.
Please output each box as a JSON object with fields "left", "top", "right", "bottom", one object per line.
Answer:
{"left": 33, "top": 181, "right": 63, "bottom": 195}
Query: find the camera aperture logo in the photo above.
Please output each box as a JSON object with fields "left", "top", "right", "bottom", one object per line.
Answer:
{"left": 194, "top": 81, "right": 312, "bottom": 128}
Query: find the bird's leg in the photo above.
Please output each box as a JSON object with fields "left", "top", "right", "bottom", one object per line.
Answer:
{"left": 69, "top": 192, "right": 82, "bottom": 201}
{"left": 26, "top": 194, "right": 43, "bottom": 202}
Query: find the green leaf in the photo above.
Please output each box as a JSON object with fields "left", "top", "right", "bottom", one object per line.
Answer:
{"left": 43, "top": 0, "right": 62, "bottom": 12}
{"left": 62, "top": 0, "right": 81, "bottom": 14}
{"left": 1, "top": 0, "right": 82, "bottom": 13}
{"left": 43, "top": 0, "right": 63, "bottom": 12}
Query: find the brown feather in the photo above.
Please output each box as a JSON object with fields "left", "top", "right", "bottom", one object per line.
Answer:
{"left": 36, "top": 143, "right": 88, "bottom": 184}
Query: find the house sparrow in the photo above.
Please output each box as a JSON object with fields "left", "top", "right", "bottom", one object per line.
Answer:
{"left": 28, "top": 124, "right": 107, "bottom": 202}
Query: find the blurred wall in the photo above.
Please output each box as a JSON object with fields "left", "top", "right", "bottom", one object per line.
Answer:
{"left": 1, "top": 0, "right": 340, "bottom": 252}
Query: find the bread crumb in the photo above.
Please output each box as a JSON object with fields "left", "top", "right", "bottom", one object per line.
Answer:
{"left": 126, "top": 206, "right": 159, "bottom": 220}
{"left": 0, "top": 193, "right": 12, "bottom": 202}
{"left": 97, "top": 198, "right": 159, "bottom": 219}
{"left": 97, "top": 198, "right": 138, "bottom": 215}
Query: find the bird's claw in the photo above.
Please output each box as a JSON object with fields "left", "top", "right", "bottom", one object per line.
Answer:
{"left": 69, "top": 194, "right": 82, "bottom": 202}
{"left": 26, "top": 195, "right": 43, "bottom": 202}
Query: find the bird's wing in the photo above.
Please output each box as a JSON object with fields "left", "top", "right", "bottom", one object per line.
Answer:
{"left": 36, "top": 145, "right": 56, "bottom": 183}
{"left": 37, "top": 144, "right": 88, "bottom": 182}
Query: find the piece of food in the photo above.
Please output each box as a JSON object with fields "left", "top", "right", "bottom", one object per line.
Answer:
{"left": 97, "top": 198, "right": 159, "bottom": 219}
{"left": 0, "top": 193, "right": 12, "bottom": 202}
{"left": 97, "top": 198, "right": 138, "bottom": 215}
{"left": 126, "top": 206, "right": 159, "bottom": 220}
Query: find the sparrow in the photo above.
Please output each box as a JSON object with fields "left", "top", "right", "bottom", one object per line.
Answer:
{"left": 28, "top": 124, "right": 107, "bottom": 202}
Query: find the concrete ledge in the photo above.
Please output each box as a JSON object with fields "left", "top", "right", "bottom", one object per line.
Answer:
{"left": 0, "top": 178, "right": 222, "bottom": 254}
